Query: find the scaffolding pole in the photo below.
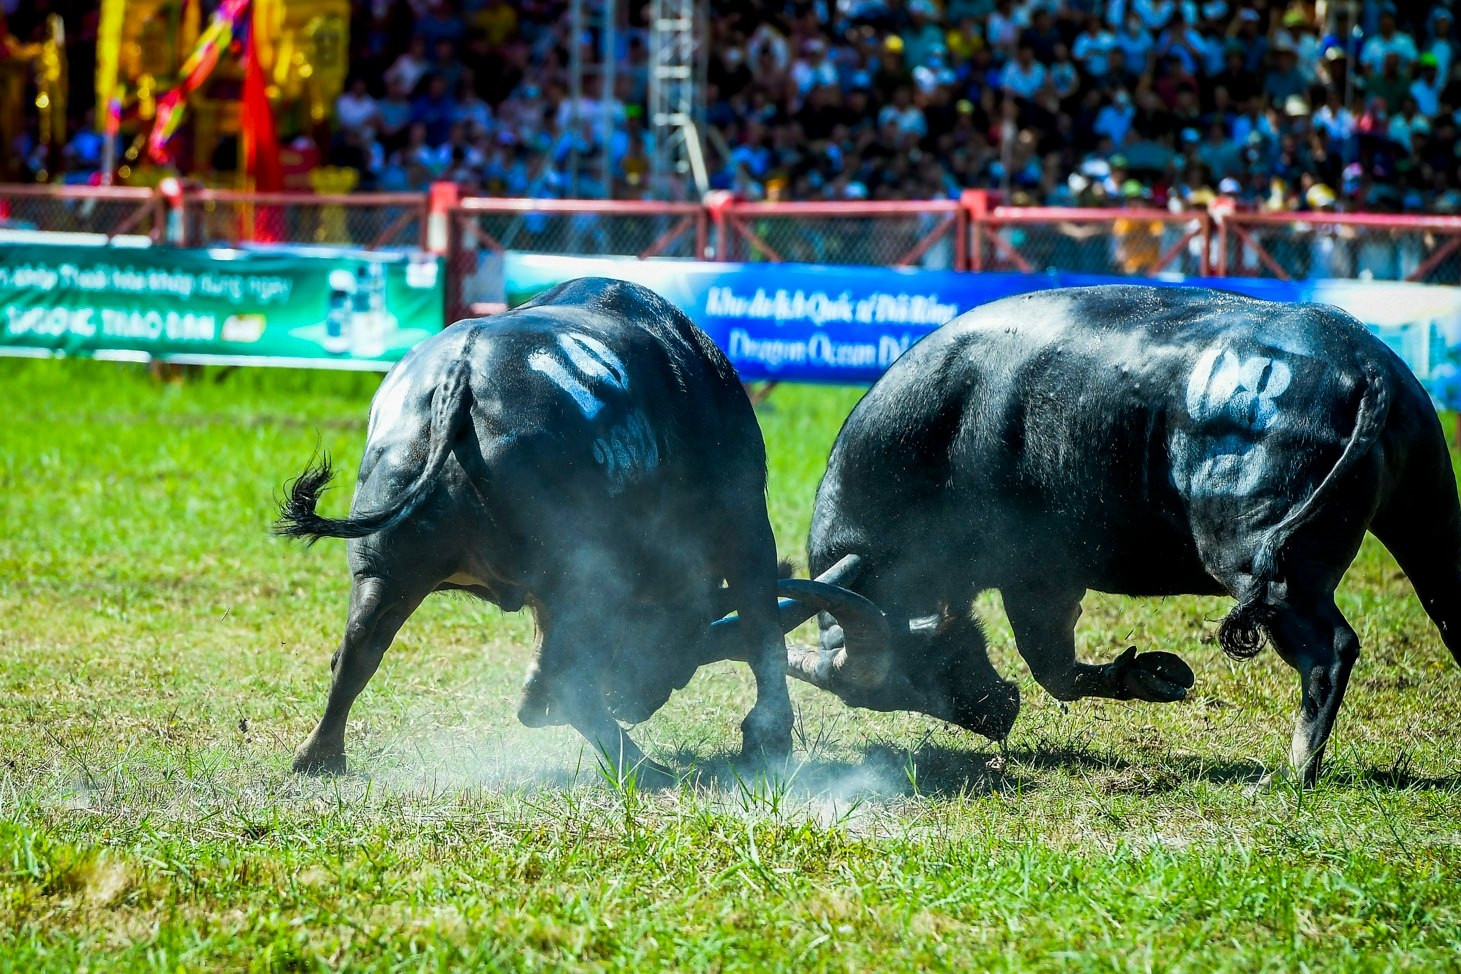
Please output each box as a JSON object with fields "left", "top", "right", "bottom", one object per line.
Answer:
{"left": 568, "top": 0, "right": 617, "bottom": 198}
{"left": 648, "top": 0, "right": 707, "bottom": 201}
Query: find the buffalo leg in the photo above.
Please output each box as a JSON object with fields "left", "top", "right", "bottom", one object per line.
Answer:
{"left": 294, "top": 575, "right": 427, "bottom": 774}
{"left": 1265, "top": 598, "right": 1359, "bottom": 787}
{"left": 726, "top": 520, "right": 794, "bottom": 764}
{"left": 735, "top": 588, "right": 794, "bottom": 764}
{"left": 1003, "top": 589, "right": 1194, "bottom": 703}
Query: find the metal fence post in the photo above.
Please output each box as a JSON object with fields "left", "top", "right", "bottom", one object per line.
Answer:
{"left": 962, "top": 189, "right": 988, "bottom": 272}
{"left": 703, "top": 190, "right": 734, "bottom": 261}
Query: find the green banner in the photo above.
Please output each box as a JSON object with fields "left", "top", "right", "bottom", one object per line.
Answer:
{"left": 0, "top": 244, "right": 444, "bottom": 369}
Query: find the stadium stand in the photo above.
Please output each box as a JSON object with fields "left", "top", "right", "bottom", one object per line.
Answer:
{"left": 7, "top": 1, "right": 1460, "bottom": 215}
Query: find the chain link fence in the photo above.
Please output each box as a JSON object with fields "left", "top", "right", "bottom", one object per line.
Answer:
{"left": 0, "top": 187, "right": 163, "bottom": 240}
{"left": 718, "top": 203, "right": 962, "bottom": 269}
{"left": 459, "top": 205, "right": 704, "bottom": 259}
{"left": 1218, "top": 215, "right": 1461, "bottom": 285}
{"left": 10, "top": 184, "right": 1461, "bottom": 290}
{"left": 178, "top": 192, "right": 427, "bottom": 250}
{"left": 448, "top": 201, "right": 706, "bottom": 316}
{"left": 972, "top": 210, "right": 1212, "bottom": 277}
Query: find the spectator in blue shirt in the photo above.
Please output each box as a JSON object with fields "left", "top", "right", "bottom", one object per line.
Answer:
{"left": 410, "top": 74, "right": 456, "bottom": 147}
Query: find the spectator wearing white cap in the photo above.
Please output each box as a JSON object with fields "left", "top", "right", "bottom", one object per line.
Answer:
{"left": 791, "top": 39, "right": 839, "bottom": 105}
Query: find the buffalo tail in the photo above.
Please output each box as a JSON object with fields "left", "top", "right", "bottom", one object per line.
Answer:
{"left": 274, "top": 361, "right": 472, "bottom": 545}
{"left": 1219, "top": 361, "right": 1391, "bottom": 660}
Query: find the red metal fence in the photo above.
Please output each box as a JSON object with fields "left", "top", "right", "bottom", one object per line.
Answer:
{"left": 444, "top": 197, "right": 708, "bottom": 319}
{"left": 8, "top": 183, "right": 1461, "bottom": 303}
{"left": 176, "top": 190, "right": 429, "bottom": 250}
{"left": 712, "top": 199, "right": 964, "bottom": 268}
{"left": 0, "top": 185, "right": 165, "bottom": 241}
{"left": 970, "top": 205, "right": 1212, "bottom": 277}
{"left": 1217, "top": 210, "right": 1461, "bottom": 286}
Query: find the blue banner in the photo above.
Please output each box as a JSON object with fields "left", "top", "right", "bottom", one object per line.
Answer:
{"left": 502, "top": 253, "right": 1461, "bottom": 410}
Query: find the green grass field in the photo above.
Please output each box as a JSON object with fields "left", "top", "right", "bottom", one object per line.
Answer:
{"left": 3, "top": 358, "right": 1461, "bottom": 971}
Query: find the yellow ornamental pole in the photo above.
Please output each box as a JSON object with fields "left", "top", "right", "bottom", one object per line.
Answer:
{"left": 310, "top": 166, "right": 358, "bottom": 243}
{"left": 96, "top": 0, "right": 127, "bottom": 126}
{"left": 38, "top": 15, "right": 67, "bottom": 161}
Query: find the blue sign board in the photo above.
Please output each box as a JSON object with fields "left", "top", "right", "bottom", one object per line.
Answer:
{"left": 503, "top": 253, "right": 1461, "bottom": 410}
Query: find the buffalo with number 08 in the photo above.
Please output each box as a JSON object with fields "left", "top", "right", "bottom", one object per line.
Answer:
{"left": 782, "top": 284, "right": 1461, "bottom": 786}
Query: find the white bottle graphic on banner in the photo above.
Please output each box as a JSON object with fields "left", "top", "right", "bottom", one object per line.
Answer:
{"left": 350, "top": 261, "right": 393, "bottom": 358}
{"left": 323, "top": 269, "right": 355, "bottom": 355}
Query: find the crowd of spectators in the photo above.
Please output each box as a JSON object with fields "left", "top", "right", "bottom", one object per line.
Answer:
{"left": 17, "top": 1, "right": 1461, "bottom": 215}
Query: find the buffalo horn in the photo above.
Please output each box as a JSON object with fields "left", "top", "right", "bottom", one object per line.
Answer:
{"left": 701, "top": 555, "right": 889, "bottom": 680}
{"left": 778, "top": 578, "right": 892, "bottom": 690}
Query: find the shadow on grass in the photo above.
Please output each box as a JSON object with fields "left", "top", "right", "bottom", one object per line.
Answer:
{"left": 663, "top": 737, "right": 1284, "bottom": 802}
{"left": 1325, "top": 764, "right": 1461, "bottom": 792}
{"left": 665, "top": 741, "right": 1031, "bottom": 801}
{"left": 1008, "top": 740, "right": 1270, "bottom": 791}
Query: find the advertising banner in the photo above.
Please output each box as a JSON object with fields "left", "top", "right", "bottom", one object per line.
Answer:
{"left": 502, "top": 252, "right": 1461, "bottom": 410}
{"left": 0, "top": 243, "right": 443, "bottom": 369}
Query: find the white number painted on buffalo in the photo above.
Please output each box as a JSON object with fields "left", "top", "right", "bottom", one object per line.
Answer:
{"left": 1175, "top": 346, "right": 1293, "bottom": 497}
{"left": 592, "top": 412, "right": 661, "bottom": 495}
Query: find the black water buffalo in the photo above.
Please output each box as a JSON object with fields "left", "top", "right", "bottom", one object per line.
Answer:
{"left": 276, "top": 277, "right": 881, "bottom": 781}
{"left": 786, "top": 284, "right": 1461, "bottom": 785}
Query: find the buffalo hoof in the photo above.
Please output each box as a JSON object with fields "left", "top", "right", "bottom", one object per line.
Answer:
{"left": 1244, "top": 766, "right": 1307, "bottom": 796}
{"left": 1111, "top": 647, "right": 1195, "bottom": 702}
{"left": 738, "top": 740, "right": 793, "bottom": 771}
{"left": 739, "top": 715, "right": 793, "bottom": 768}
{"left": 639, "top": 760, "right": 680, "bottom": 791}
{"left": 292, "top": 748, "right": 347, "bottom": 776}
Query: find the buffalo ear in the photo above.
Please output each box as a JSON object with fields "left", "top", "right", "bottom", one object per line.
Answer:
{"left": 777, "top": 557, "right": 797, "bottom": 578}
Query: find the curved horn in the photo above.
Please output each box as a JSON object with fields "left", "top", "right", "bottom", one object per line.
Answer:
{"left": 778, "top": 578, "right": 892, "bottom": 690}
{"left": 769, "top": 554, "right": 864, "bottom": 633}
{"left": 699, "top": 554, "right": 877, "bottom": 667}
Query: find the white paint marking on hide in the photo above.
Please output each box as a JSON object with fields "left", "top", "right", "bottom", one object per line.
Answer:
{"left": 591, "top": 411, "right": 661, "bottom": 495}
{"left": 1179, "top": 345, "right": 1294, "bottom": 498}
{"left": 1186, "top": 345, "right": 1291, "bottom": 430}
{"left": 1171, "top": 431, "right": 1267, "bottom": 497}
{"left": 559, "top": 332, "right": 627, "bottom": 388}
{"left": 528, "top": 348, "right": 604, "bottom": 419}
{"left": 367, "top": 368, "right": 411, "bottom": 439}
